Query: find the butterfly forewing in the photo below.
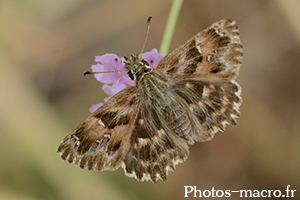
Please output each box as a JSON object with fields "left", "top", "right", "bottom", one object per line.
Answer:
{"left": 58, "top": 87, "right": 139, "bottom": 171}
{"left": 58, "top": 19, "right": 243, "bottom": 183}
{"left": 157, "top": 19, "right": 242, "bottom": 80}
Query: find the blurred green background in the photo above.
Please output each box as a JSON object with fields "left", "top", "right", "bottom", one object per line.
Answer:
{"left": 0, "top": 0, "right": 299, "bottom": 199}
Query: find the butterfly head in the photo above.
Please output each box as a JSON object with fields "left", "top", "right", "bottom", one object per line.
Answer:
{"left": 123, "top": 54, "right": 151, "bottom": 81}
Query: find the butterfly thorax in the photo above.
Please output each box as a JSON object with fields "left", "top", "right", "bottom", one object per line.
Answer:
{"left": 124, "top": 54, "right": 191, "bottom": 138}
{"left": 124, "top": 54, "right": 171, "bottom": 103}
{"left": 124, "top": 54, "right": 152, "bottom": 82}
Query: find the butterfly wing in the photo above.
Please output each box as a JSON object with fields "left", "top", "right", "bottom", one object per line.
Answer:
{"left": 156, "top": 19, "right": 243, "bottom": 142}
{"left": 122, "top": 102, "right": 190, "bottom": 183}
{"left": 58, "top": 85, "right": 189, "bottom": 183}
{"left": 157, "top": 19, "right": 243, "bottom": 81}
{"left": 58, "top": 86, "right": 139, "bottom": 172}
{"left": 170, "top": 79, "right": 242, "bottom": 142}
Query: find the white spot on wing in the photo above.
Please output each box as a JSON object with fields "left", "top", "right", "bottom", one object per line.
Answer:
{"left": 72, "top": 157, "right": 76, "bottom": 164}
{"left": 219, "top": 31, "right": 225, "bottom": 36}
{"left": 72, "top": 135, "right": 79, "bottom": 140}
{"left": 98, "top": 119, "right": 105, "bottom": 126}
{"left": 138, "top": 138, "right": 148, "bottom": 146}
{"left": 211, "top": 127, "right": 219, "bottom": 134}
{"left": 202, "top": 86, "right": 210, "bottom": 97}
{"left": 196, "top": 45, "right": 202, "bottom": 54}
{"left": 58, "top": 151, "right": 63, "bottom": 157}
{"left": 185, "top": 82, "right": 192, "bottom": 88}
{"left": 207, "top": 55, "right": 212, "bottom": 62}
{"left": 157, "top": 129, "right": 166, "bottom": 137}
{"left": 139, "top": 119, "right": 144, "bottom": 125}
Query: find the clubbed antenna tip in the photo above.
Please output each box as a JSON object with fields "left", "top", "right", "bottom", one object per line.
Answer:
{"left": 140, "top": 16, "right": 153, "bottom": 58}
{"left": 147, "top": 16, "right": 153, "bottom": 24}
{"left": 84, "top": 71, "right": 92, "bottom": 76}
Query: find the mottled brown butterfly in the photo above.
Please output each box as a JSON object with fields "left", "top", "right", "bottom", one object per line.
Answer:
{"left": 58, "top": 18, "right": 243, "bottom": 183}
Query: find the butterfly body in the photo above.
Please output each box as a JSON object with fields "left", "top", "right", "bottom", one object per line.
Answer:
{"left": 58, "top": 19, "right": 243, "bottom": 183}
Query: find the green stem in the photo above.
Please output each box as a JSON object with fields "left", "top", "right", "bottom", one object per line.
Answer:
{"left": 159, "top": 0, "right": 184, "bottom": 55}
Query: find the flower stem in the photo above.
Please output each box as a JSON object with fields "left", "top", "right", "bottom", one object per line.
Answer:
{"left": 159, "top": 0, "right": 184, "bottom": 55}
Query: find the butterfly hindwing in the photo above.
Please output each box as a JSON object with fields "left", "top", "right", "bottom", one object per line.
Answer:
{"left": 123, "top": 106, "right": 190, "bottom": 183}
{"left": 171, "top": 79, "right": 242, "bottom": 142}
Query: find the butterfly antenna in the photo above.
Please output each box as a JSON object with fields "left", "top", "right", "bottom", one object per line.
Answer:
{"left": 84, "top": 69, "right": 126, "bottom": 76}
{"left": 139, "top": 16, "right": 152, "bottom": 59}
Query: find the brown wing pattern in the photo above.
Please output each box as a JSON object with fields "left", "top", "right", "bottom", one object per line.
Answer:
{"left": 58, "top": 86, "right": 190, "bottom": 183}
{"left": 157, "top": 19, "right": 243, "bottom": 81}
{"left": 171, "top": 79, "right": 242, "bottom": 142}
{"left": 57, "top": 87, "right": 139, "bottom": 172}
{"left": 156, "top": 19, "right": 243, "bottom": 141}
{"left": 122, "top": 104, "right": 190, "bottom": 183}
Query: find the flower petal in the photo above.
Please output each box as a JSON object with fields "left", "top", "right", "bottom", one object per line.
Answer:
{"left": 92, "top": 54, "right": 125, "bottom": 84}
{"left": 89, "top": 49, "right": 163, "bottom": 113}
{"left": 111, "top": 78, "right": 127, "bottom": 95}
{"left": 95, "top": 53, "right": 123, "bottom": 70}
{"left": 101, "top": 84, "right": 113, "bottom": 96}
{"left": 142, "top": 48, "right": 164, "bottom": 68}
{"left": 91, "top": 64, "right": 121, "bottom": 84}
{"left": 89, "top": 102, "right": 103, "bottom": 113}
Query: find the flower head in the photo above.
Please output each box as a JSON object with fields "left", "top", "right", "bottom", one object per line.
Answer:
{"left": 89, "top": 48, "right": 163, "bottom": 112}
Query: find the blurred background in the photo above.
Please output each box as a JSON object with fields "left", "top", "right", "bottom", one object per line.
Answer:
{"left": 0, "top": 0, "right": 299, "bottom": 199}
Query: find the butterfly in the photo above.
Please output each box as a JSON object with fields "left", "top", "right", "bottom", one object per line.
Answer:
{"left": 57, "top": 19, "right": 243, "bottom": 183}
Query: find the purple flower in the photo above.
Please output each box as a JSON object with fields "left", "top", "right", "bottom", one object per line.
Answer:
{"left": 89, "top": 48, "right": 163, "bottom": 113}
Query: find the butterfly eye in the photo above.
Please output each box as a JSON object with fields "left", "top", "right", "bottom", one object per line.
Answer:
{"left": 127, "top": 70, "right": 135, "bottom": 80}
{"left": 141, "top": 60, "right": 149, "bottom": 66}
